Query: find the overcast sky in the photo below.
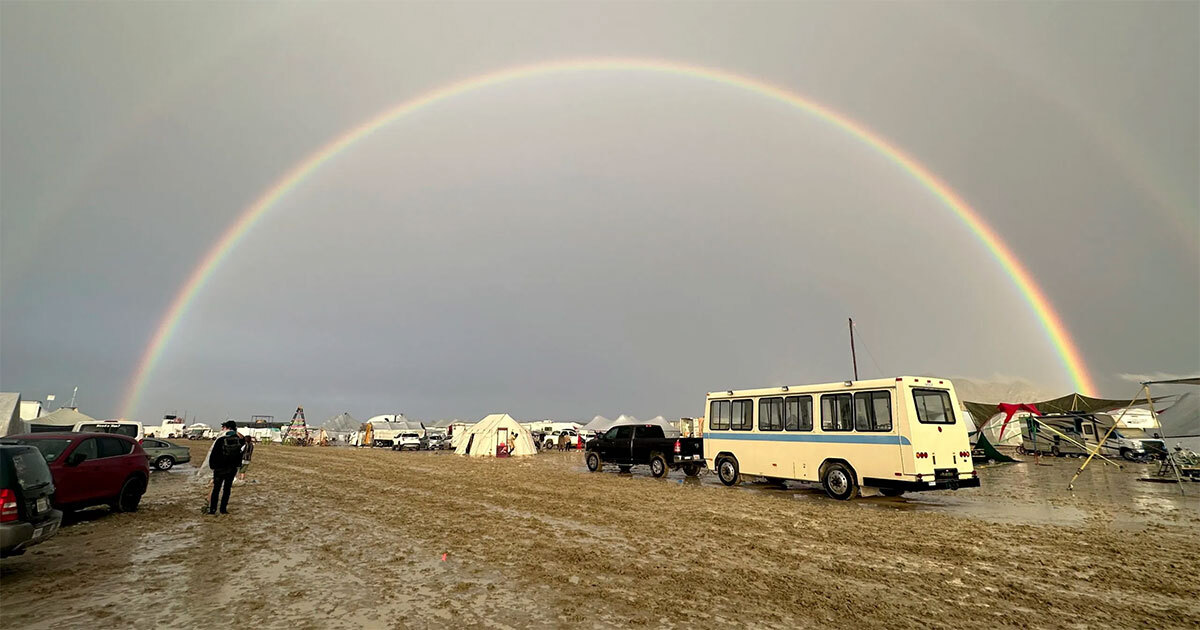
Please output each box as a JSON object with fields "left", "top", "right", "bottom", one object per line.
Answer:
{"left": 2, "top": 2, "right": 1197, "bottom": 425}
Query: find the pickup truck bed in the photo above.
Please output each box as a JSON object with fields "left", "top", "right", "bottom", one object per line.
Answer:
{"left": 584, "top": 424, "right": 704, "bottom": 478}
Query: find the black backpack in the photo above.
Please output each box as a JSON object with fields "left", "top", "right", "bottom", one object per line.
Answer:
{"left": 210, "top": 435, "right": 243, "bottom": 469}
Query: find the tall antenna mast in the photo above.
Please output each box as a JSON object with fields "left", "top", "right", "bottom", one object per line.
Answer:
{"left": 68, "top": 386, "right": 78, "bottom": 409}
{"left": 848, "top": 318, "right": 859, "bottom": 381}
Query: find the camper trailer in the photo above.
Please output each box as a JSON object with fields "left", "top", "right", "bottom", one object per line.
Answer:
{"left": 1019, "top": 413, "right": 1150, "bottom": 460}
{"left": 145, "top": 415, "right": 188, "bottom": 438}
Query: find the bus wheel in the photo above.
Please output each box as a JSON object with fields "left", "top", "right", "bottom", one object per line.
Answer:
{"left": 822, "top": 463, "right": 858, "bottom": 500}
{"left": 649, "top": 455, "right": 668, "bottom": 478}
{"left": 682, "top": 463, "right": 702, "bottom": 477}
{"left": 717, "top": 457, "right": 740, "bottom": 486}
{"left": 879, "top": 488, "right": 905, "bottom": 497}
{"left": 586, "top": 452, "right": 602, "bottom": 472}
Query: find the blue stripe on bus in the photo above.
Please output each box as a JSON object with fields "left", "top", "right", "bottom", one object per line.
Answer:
{"left": 704, "top": 433, "right": 911, "bottom": 446}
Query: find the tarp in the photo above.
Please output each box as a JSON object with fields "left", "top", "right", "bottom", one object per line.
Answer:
{"left": 963, "top": 393, "right": 1163, "bottom": 434}
{"left": 0, "top": 393, "right": 28, "bottom": 437}
{"left": 1154, "top": 391, "right": 1199, "bottom": 450}
{"left": 455, "top": 413, "right": 537, "bottom": 457}
{"left": 974, "top": 432, "right": 1019, "bottom": 463}
{"left": 323, "top": 412, "right": 361, "bottom": 433}
{"left": 29, "top": 407, "right": 95, "bottom": 431}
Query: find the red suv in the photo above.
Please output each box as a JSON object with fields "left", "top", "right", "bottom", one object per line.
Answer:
{"left": 0, "top": 433, "right": 150, "bottom": 513}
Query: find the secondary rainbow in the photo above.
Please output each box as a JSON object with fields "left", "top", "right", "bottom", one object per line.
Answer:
{"left": 119, "top": 57, "right": 1097, "bottom": 418}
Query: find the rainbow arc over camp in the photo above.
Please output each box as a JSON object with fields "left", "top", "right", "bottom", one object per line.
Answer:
{"left": 119, "top": 57, "right": 1097, "bottom": 418}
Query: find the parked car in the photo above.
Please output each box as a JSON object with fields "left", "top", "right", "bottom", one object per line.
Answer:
{"left": 542, "top": 429, "right": 581, "bottom": 450}
{"left": 0, "top": 433, "right": 149, "bottom": 513}
{"left": 1, "top": 445, "right": 63, "bottom": 557}
{"left": 423, "top": 434, "right": 450, "bottom": 451}
{"left": 391, "top": 433, "right": 422, "bottom": 451}
{"left": 584, "top": 424, "right": 705, "bottom": 477}
{"left": 139, "top": 438, "right": 192, "bottom": 471}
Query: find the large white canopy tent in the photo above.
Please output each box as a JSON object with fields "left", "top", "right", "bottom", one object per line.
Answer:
{"left": 455, "top": 414, "right": 537, "bottom": 457}
{"left": 29, "top": 407, "right": 95, "bottom": 432}
{"left": 581, "top": 416, "right": 612, "bottom": 433}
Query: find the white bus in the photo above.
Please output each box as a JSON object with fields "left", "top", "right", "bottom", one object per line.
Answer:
{"left": 704, "top": 376, "right": 978, "bottom": 500}
{"left": 72, "top": 419, "right": 145, "bottom": 441}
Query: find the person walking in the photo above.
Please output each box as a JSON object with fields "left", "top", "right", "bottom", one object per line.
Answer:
{"left": 237, "top": 435, "right": 255, "bottom": 482}
{"left": 208, "top": 420, "right": 242, "bottom": 515}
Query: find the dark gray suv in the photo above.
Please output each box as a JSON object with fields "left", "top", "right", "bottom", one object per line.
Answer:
{"left": 1, "top": 444, "right": 63, "bottom": 557}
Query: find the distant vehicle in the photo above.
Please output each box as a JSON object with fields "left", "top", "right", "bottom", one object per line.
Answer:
{"left": 184, "top": 424, "right": 211, "bottom": 440}
{"left": 139, "top": 438, "right": 192, "bottom": 471}
{"left": 0, "top": 433, "right": 149, "bottom": 513}
{"left": 423, "top": 434, "right": 450, "bottom": 451}
{"left": 72, "top": 419, "right": 144, "bottom": 441}
{"left": 584, "top": 424, "right": 705, "bottom": 478}
{"left": 703, "top": 377, "right": 979, "bottom": 500}
{"left": 0, "top": 445, "right": 63, "bottom": 557}
{"left": 391, "top": 433, "right": 421, "bottom": 451}
{"left": 1018, "top": 413, "right": 1150, "bottom": 461}
{"left": 543, "top": 429, "right": 581, "bottom": 450}
{"left": 144, "top": 415, "right": 188, "bottom": 439}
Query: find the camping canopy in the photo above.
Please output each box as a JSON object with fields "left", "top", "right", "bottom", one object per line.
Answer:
{"left": 323, "top": 412, "right": 361, "bottom": 433}
{"left": 963, "top": 392, "right": 1165, "bottom": 431}
{"left": 29, "top": 407, "right": 95, "bottom": 432}
{"left": 454, "top": 414, "right": 536, "bottom": 457}
{"left": 0, "top": 393, "right": 28, "bottom": 437}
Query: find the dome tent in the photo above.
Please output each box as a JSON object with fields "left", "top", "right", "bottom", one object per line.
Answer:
{"left": 455, "top": 414, "right": 537, "bottom": 457}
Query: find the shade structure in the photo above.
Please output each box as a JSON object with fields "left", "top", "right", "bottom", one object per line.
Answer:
{"left": 582, "top": 415, "right": 612, "bottom": 432}
{"left": 454, "top": 414, "right": 536, "bottom": 457}
{"left": 29, "top": 407, "right": 95, "bottom": 432}
{"left": 323, "top": 412, "right": 361, "bottom": 433}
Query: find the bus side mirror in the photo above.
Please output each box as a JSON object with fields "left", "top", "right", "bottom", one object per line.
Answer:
{"left": 67, "top": 452, "right": 87, "bottom": 466}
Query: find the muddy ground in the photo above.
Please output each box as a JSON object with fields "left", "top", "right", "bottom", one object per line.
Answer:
{"left": 2, "top": 442, "right": 1198, "bottom": 629}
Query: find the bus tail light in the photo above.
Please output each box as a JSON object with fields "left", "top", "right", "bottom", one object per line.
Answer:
{"left": 916, "top": 452, "right": 928, "bottom": 459}
{"left": 972, "top": 470, "right": 979, "bottom": 478}
{"left": 673, "top": 440, "right": 681, "bottom": 454}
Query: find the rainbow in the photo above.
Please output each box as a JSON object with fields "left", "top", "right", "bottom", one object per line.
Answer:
{"left": 118, "top": 57, "right": 1097, "bottom": 418}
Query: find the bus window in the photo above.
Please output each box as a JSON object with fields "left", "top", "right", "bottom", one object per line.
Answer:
{"left": 731, "top": 400, "right": 753, "bottom": 431}
{"left": 758, "top": 398, "right": 783, "bottom": 431}
{"left": 853, "top": 391, "right": 892, "bottom": 432}
{"left": 912, "top": 389, "right": 956, "bottom": 424}
{"left": 710, "top": 400, "right": 731, "bottom": 430}
{"left": 820, "top": 394, "right": 854, "bottom": 431}
{"left": 784, "top": 396, "right": 813, "bottom": 431}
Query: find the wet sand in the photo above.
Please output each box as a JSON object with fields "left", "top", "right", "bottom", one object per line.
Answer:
{"left": 2, "top": 443, "right": 1197, "bottom": 629}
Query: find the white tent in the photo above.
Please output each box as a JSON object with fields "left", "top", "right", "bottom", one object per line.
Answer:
{"left": 29, "top": 407, "right": 95, "bottom": 432}
{"left": 0, "top": 393, "right": 28, "bottom": 437}
{"left": 455, "top": 414, "right": 537, "bottom": 457}
{"left": 644, "top": 415, "right": 681, "bottom": 436}
{"left": 582, "top": 415, "right": 612, "bottom": 433}
{"left": 613, "top": 414, "right": 639, "bottom": 425}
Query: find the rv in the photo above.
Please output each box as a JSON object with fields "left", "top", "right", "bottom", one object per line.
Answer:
{"left": 72, "top": 419, "right": 144, "bottom": 440}
{"left": 144, "top": 415, "right": 188, "bottom": 439}
{"left": 1019, "top": 413, "right": 1151, "bottom": 461}
{"left": 704, "top": 376, "right": 978, "bottom": 500}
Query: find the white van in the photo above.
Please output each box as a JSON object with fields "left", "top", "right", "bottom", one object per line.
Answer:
{"left": 73, "top": 419, "right": 144, "bottom": 441}
{"left": 704, "top": 376, "right": 978, "bottom": 500}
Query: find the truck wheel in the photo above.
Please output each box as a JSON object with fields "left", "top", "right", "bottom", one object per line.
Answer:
{"left": 112, "top": 476, "right": 145, "bottom": 513}
{"left": 154, "top": 456, "right": 175, "bottom": 471}
{"left": 586, "top": 452, "right": 602, "bottom": 472}
{"left": 716, "top": 457, "right": 740, "bottom": 486}
{"left": 649, "top": 455, "right": 668, "bottom": 478}
{"left": 821, "top": 463, "right": 858, "bottom": 500}
{"left": 618, "top": 465, "right": 632, "bottom": 474}
{"left": 682, "top": 463, "right": 701, "bottom": 477}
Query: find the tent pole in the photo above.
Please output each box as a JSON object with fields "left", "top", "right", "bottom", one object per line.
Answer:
{"left": 1144, "top": 384, "right": 1186, "bottom": 496}
{"left": 1068, "top": 387, "right": 1141, "bottom": 490}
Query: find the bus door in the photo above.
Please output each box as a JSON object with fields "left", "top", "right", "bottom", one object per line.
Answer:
{"left": 851, "top": 390, "right": 903, "bottom": 477}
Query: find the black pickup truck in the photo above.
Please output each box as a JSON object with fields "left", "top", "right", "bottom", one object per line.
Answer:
{"left": 584, "top": 424, "right": 705, "bottom": 478}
